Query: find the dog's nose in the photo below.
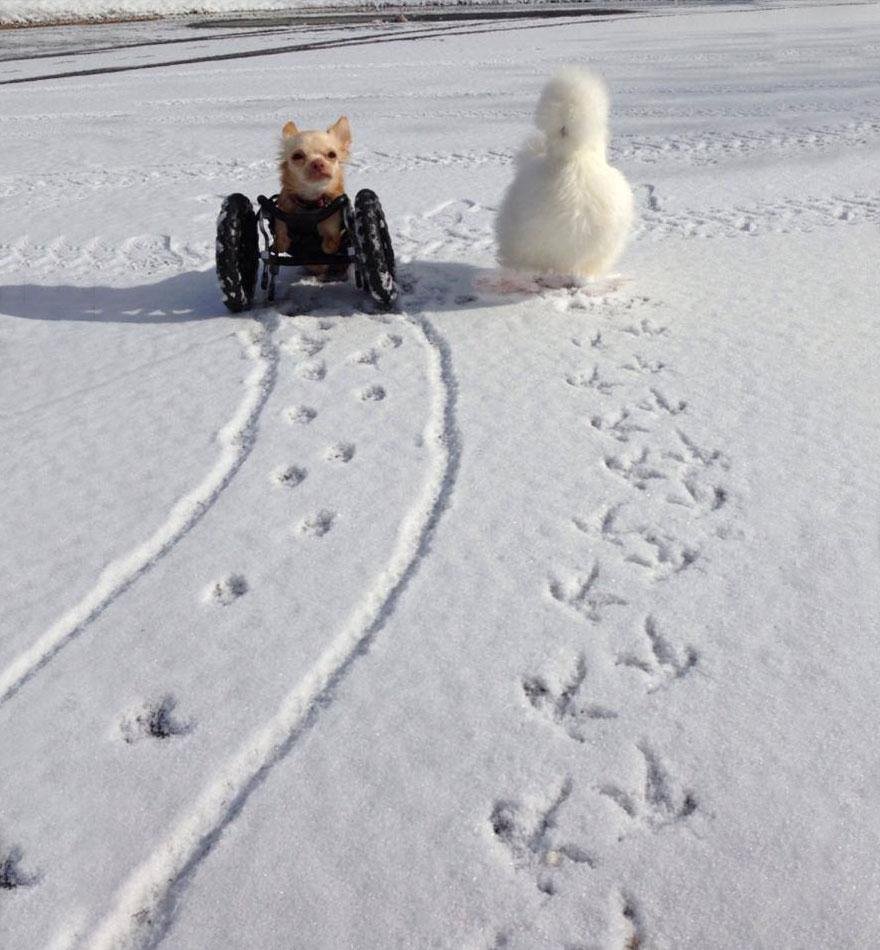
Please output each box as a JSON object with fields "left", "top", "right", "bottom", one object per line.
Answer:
{"left": 310, "top": 159, "right": 328, "bottom": 172}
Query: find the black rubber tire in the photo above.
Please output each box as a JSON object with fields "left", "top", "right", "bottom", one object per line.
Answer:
{"left": 354, "top": 189, "right": 398, "bottom": 309}
{"left": 216, "top": 194, "right": 258, "bottom": 313}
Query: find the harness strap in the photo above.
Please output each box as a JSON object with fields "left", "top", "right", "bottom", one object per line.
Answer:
{"left": 257, "top": 193, "right": 348, "bottom": 228}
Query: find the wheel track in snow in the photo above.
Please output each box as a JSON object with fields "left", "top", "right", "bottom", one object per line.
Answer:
{"left": 0, "top": 56, "right": 517, "bottom": 99}
{"left": 0, "top": 316, "right": 280, "bottom": 706}
{"left": 0, "top": 14, "right": 622, "bottom": 88}
{"left": 86, "top": 304, "right": 460, "bottom": 950}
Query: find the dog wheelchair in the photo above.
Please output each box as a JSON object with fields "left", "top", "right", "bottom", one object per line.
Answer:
{"left": 215, "top": 189, "right": 399, "bottom": 313}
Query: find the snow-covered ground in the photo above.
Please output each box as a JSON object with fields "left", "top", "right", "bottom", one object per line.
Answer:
{"left": 2, "top": 3, "right": 880, "bottom": 948}
{"left": 1, "top": 0, "right": 520, "bottom": 28}
{"left": 0, "top": 0, "right": 657, "bottom": 29}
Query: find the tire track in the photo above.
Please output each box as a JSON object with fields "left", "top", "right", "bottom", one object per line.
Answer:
{"left": 86, "top": 305, "right": 460, "bottom": 950}
{"left": 0, "top": 316, "right": 280, "bottom": 705}
{"left": 0, "top": 14, "right": 614, "bottom": 87}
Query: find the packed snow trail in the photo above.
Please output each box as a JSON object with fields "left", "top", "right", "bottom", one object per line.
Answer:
{"left": 87, "top": 306, "right": 460, "bottom": 949}
{"left": 1, "top": 283, "right": 449, "bottom": 947}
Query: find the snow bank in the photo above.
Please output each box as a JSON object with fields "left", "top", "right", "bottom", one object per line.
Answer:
{"left": 2, "top": 0, "right": 581, "bottom": 29}
{"left": 0, "top": 0, "right": 851, "bottom": 28}
{"left": 2, "top": 0, "right": 312, "bottom": 25}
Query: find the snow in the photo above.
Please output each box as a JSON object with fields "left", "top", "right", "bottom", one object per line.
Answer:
{"left": 1, "top": 0, "right": 467, "bottom": 27}
{"left": 1, "top": 3, "right": 880, "bottom": 948}
{"left": 0, "top": 0, "right": 671, "bottom": 28}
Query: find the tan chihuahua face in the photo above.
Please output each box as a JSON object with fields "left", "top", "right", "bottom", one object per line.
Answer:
{"left": 279, "top": 116, "right": 351, "bottom": 200}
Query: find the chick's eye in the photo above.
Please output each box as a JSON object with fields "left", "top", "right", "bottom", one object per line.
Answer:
{"left": 291, "top": 151, "right": 305, "bottom": 162}
{"left": 327, "top": 150, "right": 337, "bottom": 160}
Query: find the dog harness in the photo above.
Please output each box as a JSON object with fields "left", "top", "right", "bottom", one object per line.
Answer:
{"left": 257, "top": 193, "right": 347, "bottom": 235}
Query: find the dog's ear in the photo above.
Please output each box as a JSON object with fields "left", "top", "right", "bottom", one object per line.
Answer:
{"left": 327, "top": 116, "right": 352, "bottom": 152}
{"left": 282, "top": 121, "right": 299, "bottom": 138}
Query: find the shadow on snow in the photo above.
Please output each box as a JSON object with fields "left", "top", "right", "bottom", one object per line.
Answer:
{"left": 0, "top": 261, "right": 536, "bottom": 326}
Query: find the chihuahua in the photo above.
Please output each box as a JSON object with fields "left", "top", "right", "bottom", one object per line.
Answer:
{"left": 276, "top": 116, "right": 352, "bottom": 277}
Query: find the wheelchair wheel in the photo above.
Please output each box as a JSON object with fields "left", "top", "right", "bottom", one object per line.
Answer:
{"left": 354, "top": 189, "right": 398, "bottom": 309}
{"left": 216, "top": 193, "right": 259, "bottom": 313}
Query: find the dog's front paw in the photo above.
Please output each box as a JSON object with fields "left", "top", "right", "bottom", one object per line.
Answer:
{"left": 321, "top": 237, "right": 341, "bottom": 255}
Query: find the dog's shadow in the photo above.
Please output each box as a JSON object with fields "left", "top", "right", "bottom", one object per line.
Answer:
{"left": 0, "top": 261, "right": 526, "bottom": 326}
{"left": 0, "top": 270, "right": 228, "bottom": 325}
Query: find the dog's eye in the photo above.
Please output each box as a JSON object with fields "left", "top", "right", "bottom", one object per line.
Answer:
{"left": 327, "top": 150, "right": 337, "bottom": 160}
{"left": 291, "top": 151, "right": 305, "bottom": 162}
